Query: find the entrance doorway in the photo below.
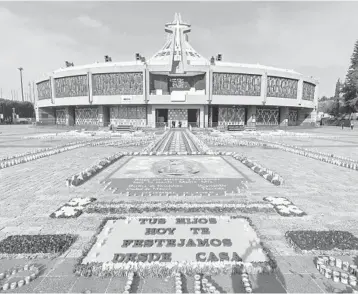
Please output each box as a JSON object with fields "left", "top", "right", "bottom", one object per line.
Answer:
{"left": 188, "top": 109, "right": 199, "bottom": 128}
{"left": 156, "top": 109, "right": 168, "bottom": 128}
{"left": 211, "top": 106, "right": 219, "bottom": 127}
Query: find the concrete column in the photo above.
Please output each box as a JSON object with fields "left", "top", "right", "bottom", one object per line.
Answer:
{"left": 98, "top": 105, "right": 109, "bottom": 127}
{"left": 204, "top": 105, "right": 208, "bottom": 128}
{"left": 65, "top": 106, "right": 74, "bottom": 126}
{"left": 145, "top": 68, "right": 150, "bottom": 102}
{"left": 199, "top": 106, "right": 205, "bottom": 128}
{"left": 207, "top": 70, "right": 211, "bottom": 100}
{"left": 297, "top": 79, "right": 303, "bottom": 105}
{"left": 246, "top": 106, "right": 256, "bottom": 126}
{"left": 88, "top": 72, "right": 93, "bottom": 104}
{"left": 147, "top": 105, "right": 155, "bottom": 128}
{"left": 50, "top": 76, "right": 55, "bottom": 104}
{"left": 261, "top": 71, "right": 268, "bottom": 104}
{"left": 279, "top": 107, "right": 289, "bottom": 126}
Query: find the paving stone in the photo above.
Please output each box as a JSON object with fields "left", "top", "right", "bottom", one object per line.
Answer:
{"left": 33, "top": 276, "right": 78, "bottom": 293}
{"left": 70, "top": 277, "right": 111, "bottom": 293}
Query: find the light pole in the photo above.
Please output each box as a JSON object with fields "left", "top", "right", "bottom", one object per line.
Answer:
{"left": 18, "top": 67, "right": 24, "bottom": 102}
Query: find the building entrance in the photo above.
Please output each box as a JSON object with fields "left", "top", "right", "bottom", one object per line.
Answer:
{"left": 188, "top": 109, "right": 200, "bottom": 128}
{"left": 156, "top": 109, "right": 168, "bottom": 128}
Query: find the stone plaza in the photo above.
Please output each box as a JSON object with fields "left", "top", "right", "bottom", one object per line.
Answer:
{"left": 0, "top": 125, "right": 358, "bottom": 293}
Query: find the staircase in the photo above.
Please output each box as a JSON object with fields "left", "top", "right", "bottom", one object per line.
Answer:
{"left": 115, "top": 125, "right": 133, "bottom": 132}
{"left": 244, "top": 125, "right": 257, "bottom": 131}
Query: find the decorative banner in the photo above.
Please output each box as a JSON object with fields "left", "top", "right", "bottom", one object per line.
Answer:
{"left": 92, "top": 73, "right": 143, "bottom": 96}
{"left": 302, "top": 82, "right": 315, "bottom": 101}
{"left": 266, "top": 76, "right": 298, "bottom": 99}
{"left": 37, "top": 80, "right": 52, "bottom": 100}
{"left": 55, "top": 75, "right": 89, "bottom": 98}
{"left": 212, "top": 73, "right": 261, "bottom": 96}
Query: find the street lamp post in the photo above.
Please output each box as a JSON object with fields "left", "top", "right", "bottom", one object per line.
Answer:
{"left": 18, "top": 67, "right": 24, "bottom": 102}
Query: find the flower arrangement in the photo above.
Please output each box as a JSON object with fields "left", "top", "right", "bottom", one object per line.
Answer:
{"left": 285, "top": 231, "right": 358, "bottom": 254}
{"left": 175, "top": 272, "right": 183, "bottom": 294}
{"left": 84, "top": 201, "right": 275, "bottom": 215}
{"left": 201, "top": 275, "right": 221, "bottom": 293}
{"left": 241, "top": 272, "right": 253, "bottom": 293}
{"left": 197, "top": 133, "right": 358, "bottom": 171}
{"left": 141, "top": 131, "right": 169, "bottom": 154}
{"left": 122, "top": 271, "right": 135, "bottom": 294}
{"left": 66, "top": 153, "right": 123, "bottom": 187}
{"left": 73, "top": 216, "right": 277, "bottom": 278}
{"left": 0, "top": 264, "right": 42, "bottom": 291}
{"left": 263, "top": 197, "right": 306, "bottom": 217}
{"left": 256, "top": 138, "right": 358, "bottom": 171}
{"left": 0, "top": 234, "right": 77, "bottom": 257}
{"left": 185, "top": 130, "right": 212, "bottom": 154}
{"left": 315, "top": 256, "right": 357, "bottom": 288}
{"left": 50, "top": 197, "right": 96, "bottom": 218}
{"left": 231, "top": 153, "right": 284, "bottom": 186}
{"left": 194, "top": 274, "right": 201, "bottom": 294}
{"left": 0, "top": 137, "right": 115, "bottom": 170}
{"left": 89, "top": 135, "right": 156, "bottom": 148}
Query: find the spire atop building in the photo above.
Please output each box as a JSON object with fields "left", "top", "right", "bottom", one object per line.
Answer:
{"left": 148, "top": 13, "right": 209, "bottom": 71}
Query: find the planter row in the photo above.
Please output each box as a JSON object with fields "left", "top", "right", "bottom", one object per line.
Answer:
{"left": 84, "top": 201, "right": 274, "bottom": 215}
{"left": 263, "top": 197, "right": 306, "bottom": 217}
{"left": 142, "top": 131, "right": 170, "bottom": 153}
{"left": 122, "top": 271, "right": 135, "bottom": 294}
{"left": 0, "top": 141, "right": 90, "bottom": 170}
{"left": 231, "top": 154, "right": 284, "bottom": 186}
{"left": 257, "top": 138, "right": 358, "bottom": 165}
{"left": 185, "top": 130, "right": 211, "bottom": 153}
{"left": 315, "top": 256, "right": 357, "bottom": 287}
{"left": 0, "top": 138, "right": 95, "bottom": 163}
{"left": 50, "top": 197, "right": 96, "bottom": 218}
{"left": 198, "top": 134, "right": 358, "bottom": 171}
{"left": 89, "top": 136, "right": 155, "bottom": 148}
{"left": 66, "top": 153, "right": 124, "bottom": 187}
{"left": 0, "top": 136, "right": 119, "bottom": 169}
{"left": 0, "top": 264, "right": 41, "bottom": 291}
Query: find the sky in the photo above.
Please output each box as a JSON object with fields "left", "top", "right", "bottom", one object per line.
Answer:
{"left": 0, "top": 1, "right": 357, "bottom": 101}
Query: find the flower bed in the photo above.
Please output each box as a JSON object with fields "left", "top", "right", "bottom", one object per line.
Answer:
{"left": 73, "top": 216, "right": 277, "bottom": 278}
{"left": 89, "top": 135, "right": 155, "bottom": 148}
{"left": 197, "top": 134, "right": 358, "bottom": 171}
{"left": 263, "top": 197, "right": 306, "bottom": 217}
{"left": 231, "top": 153, "right": 284, "bottom": 186}
{"left": 50, "top": 197, "right": 96, "bottom": 218}
{"left": 84, "top": 201, "right": 275, "bottom": 215}
{"left": 285, "top": 231, "right": 358, "bottom": 254}
{"left": 315, "top": 256, "right": 358, "bottom": 288}
{"left": 141, "top": 131, "right": 169, "bottom": 154}
{"left": 185, "top": 130, "right": 211, "bottom": 153}
{"left": 122, "top": 271, "right": 135, "bottom": 294}
{"left": 257, "top": 138, "right": 358, "bottom": 169}
{"left": 0, "top": 234, "right": 77, "bottom": 256}
{"left": 66, "top": 153, "right": 124, "bottom": 187}
{"left": 0, "top": 137, "right": 116, "bottom": 170}
{"left": 0, "top": 264, "right": 42, "bottom": 291}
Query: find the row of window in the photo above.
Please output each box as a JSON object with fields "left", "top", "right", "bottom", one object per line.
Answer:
{"left": 37, "top": 73, "right": 315, "bottom": 101}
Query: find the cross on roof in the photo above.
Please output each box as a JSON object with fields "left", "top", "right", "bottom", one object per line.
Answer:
{"left": 165, "top": 13, "right": 191, "bottom": 35}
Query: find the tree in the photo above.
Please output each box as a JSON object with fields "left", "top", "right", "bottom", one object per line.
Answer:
{"left": 342, "top": 40, "right": 358, "bottom": 113}
{"left": 334, "top": 79, "right": 341, "bottom": 98}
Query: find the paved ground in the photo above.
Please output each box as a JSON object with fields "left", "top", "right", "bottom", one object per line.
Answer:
{"left": 0, "top": 125, "right": 357, "bottom": 293}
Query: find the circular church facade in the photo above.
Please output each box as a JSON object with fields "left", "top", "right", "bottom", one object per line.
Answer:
{"left": 35, "top": 13, "right": 318, "bottom": 128}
